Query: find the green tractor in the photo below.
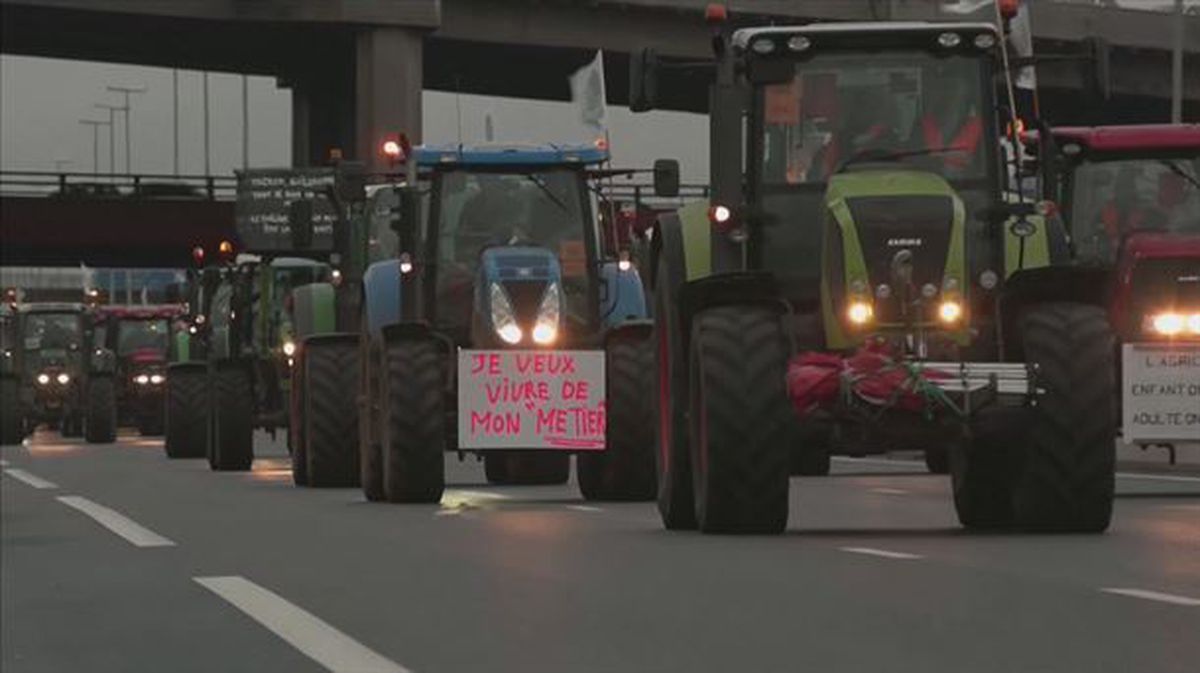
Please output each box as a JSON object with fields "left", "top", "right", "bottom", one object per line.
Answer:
{"left": 1, "top": 301, "right": 117, "bottom": 444}
{"left": 631, "top": 17, "right": 1116, "bottom": 533}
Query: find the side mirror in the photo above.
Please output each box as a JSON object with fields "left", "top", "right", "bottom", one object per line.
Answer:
{"left": 629, "top": 48, "right": 659, "bottom": 113}
{"left": 653, "top": 159, "right": 680, "bottom": 198}
{"left": 288, "top": 199, "right": 314, "bottom": 250}
{"left": 335, "top": 161, "right": 367, "bottom": 203}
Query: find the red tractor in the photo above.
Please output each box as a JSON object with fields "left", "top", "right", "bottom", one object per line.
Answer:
{"left": 1037, "top": 125, "right": 1200, "bottom": 455}
{"left": 92, "top": 304, "right": 186, "bottom": 435}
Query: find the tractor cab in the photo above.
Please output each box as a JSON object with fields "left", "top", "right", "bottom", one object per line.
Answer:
{"left": 1037, "top": 125, "right": 1200, "bottom": 342}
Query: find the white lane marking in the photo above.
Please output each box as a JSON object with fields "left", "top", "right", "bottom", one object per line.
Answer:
{"left": 832, "top": 456, "right": 926, "bottom": 469}
{"left": 840, "top": 546, "right": 923, "bottom": 560}
{"left": 434, "top": 508, "right": 464, "bottom": 517}
{"left": 0, "top": 459, "right": 10, "bottom": 466}
{"left": 566, "top": 504, "right": 604, "bottom": 512}
{"left": 195, "top": 576, "right": 411, "bottom": 673}
{"left": 445, "top": 489, "right": 511, "bottom": 501}
{"left": 4, "top": 468, "right": 58, "bottom": 489}
{"left": 1100, "top": 588, "right": 1200, "bottom": 607}
{"left": 868, "top": 487, "right": 909, "bottom": 495}
{"left": 55, "top": 496, "right": 175, "bottom": 547}
{"left": 1116, "top": 472, "right": 1200, "bottom": 484}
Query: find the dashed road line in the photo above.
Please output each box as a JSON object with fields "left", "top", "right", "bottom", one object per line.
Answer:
{"left": 839, "top": 546, "right": 923, "bottom": 560}
{"left": 56, "top": 495, "right": 175, "bottom": 547}
{"left": 566, "top": 504, "right": 604, "bottom": 512}
{"left": 1100, "top": 588, "right": 1200, "bottom": 607}
{"left": 195, "top": 576, "right": 411, "bottom": 673}
{"left": 1116, "top": 472, "right": 1200, "bottom": 484}
{"left": 4, "top": 468, "right": 58, "bottom": 489}
{"left": 868, "top": 487, "right": 909, "bottom": 495}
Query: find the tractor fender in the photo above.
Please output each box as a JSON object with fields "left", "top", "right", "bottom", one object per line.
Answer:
{"left": 603, "top": 320, "right": 653, "bottom": 347}
{"left": 363, "top": 259, "right": 404, "bottom": 340}
{"left": 292, "top": 282, "right": 337, "bottom": 341}
{"left": 999, "top": 265, "right": 1111, "bottom": 358}
{"left": 600, "top": 262, "right": 649, "bottom": 326}
{"left": 301, "top": 332, "right": 360, "bottom": 350}
{"left": 677, "top": 271, "right": 783, "bottom": 357}
{"left": 649, "top": 201, "right": 713, "bottom": 290}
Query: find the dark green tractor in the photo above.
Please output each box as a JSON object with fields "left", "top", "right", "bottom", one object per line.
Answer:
{"left": 2, "top": 302, "right": 117, "bottom": 444}
{"left": 632, "top": 18, "right": 1115, "bottom": 534}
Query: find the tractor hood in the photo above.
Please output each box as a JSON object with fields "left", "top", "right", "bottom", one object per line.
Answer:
{"left": 822, "top": 169, "right": 967, "bottom": 337}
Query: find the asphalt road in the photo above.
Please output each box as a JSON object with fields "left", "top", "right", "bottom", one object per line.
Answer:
{"left": 3, "top": 430, "right": 1198, "bottom": 673}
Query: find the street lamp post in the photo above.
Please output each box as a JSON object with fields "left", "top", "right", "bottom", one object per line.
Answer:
{"left": 107, "top": 85, "right": 147, "bottom": 173}
{"left": 94, "top": 103, "right": 124, "bottom": 175}
{"left": 79, "top": 119, "right": 108, "bottom": 176}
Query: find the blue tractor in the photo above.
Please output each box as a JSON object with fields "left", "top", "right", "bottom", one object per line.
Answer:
{"left": 356, "top": 143, "right": 656, "bottom": 501}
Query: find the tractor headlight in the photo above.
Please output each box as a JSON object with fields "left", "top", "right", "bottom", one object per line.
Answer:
{"left": 282, "top": 340, "right": 296, "bottom": 357}
{"left": 490, "top": 283, "right": 522, "bottom": 345}
{"left": 37, "top": 373, "right": 51, "bottom": 385}
{"left": 533, "top": 283, "right": 560, "bottom": 345}
{"left": 135, "top": 374, "right": 150, "bottom": 385}
{"left": 56, "top": 373, "right": 70, "bottom": 385}
{"left": 150, "top": 374, "right": 165, "bottom": 385}
{"left": 1148, "top": 312, "right": 1200, "bottom": 336}
{"left": 1189, "top": 313, "right": 1200, "bottom": 334}
{"left": 847, "top": 301, "right": 874, "bottom": 325}
{"left": 938, "top": 300, "right": 963, "bottom": 324}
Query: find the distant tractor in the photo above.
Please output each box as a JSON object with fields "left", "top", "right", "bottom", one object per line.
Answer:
{"left": 1034, "top": 125, "right": 1200, "bottom": 453}
{"left": 346, "top": 143, "right": 656, "bottom": 503}
{"left": 92, "top": 304, "right": 184, "bottom": 435}
{"left": 630, "top": 16, "right": 1117, "bottom": 533}
{"left": 2, "top": 302, "right": 116, "bottom": 443}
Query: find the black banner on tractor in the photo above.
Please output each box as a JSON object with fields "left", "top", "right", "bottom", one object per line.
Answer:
{"left": 235, "top": 169, "right": 337, "bottom": 254}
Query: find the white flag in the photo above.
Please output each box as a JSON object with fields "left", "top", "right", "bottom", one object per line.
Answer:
{"left": 570, "top": 51, "right": 607, "bottom": 136}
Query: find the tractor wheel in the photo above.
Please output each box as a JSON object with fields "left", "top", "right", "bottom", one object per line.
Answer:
{"left": 208, "top": 364, "right": 253, "bottom": 471}
{"left": 358, "top": 338, "right": 384, "bottom": 502}
{"left": 289, "top": 348, "right": 308, "bottom": 485}
{"left": 137, "top": 407, "right": 165, "bottom": 436}
{"left": 578, "top": 332, "right": 656, "bottom": 501}
{"left": 380, "top": 338, "right": 445, "bottom": 503}
{"left": 924, "top": 445, "right": 950, "bottom": 474}
{"left": 791, "top": 419, "right": 832, "bottom": 476}
{"left": 1012, "top": 303, "right": 1116, "bottom": 532}
{"left": 1, "top": 378, "right": 23, "bottom": 445}
{"left": 951, "top": 406, "right": 1021, "bottom": 529}
{"left": 688, "top": 305, "right": 793, "bottom": 534}
{"left": 303, "top": 340, "right": 360, "bottom": 488}
{"left": 165, "top": 368, "right": 208, "bottom": 458}
{"left": 61, "top": 411, "right": 83, "bottom": 438}
{"left": 484, "top": 453, "right": 569, "bottom": 485}
{"left": 84, "top": 378, "right": 117, "bottom": 444}
{"left": 653, "top": 257, "right": 696, "bottom": 529}
{"left": 484, "top": 453, "right": 511, "bottom": 484}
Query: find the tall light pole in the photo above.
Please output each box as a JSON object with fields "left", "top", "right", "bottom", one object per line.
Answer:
{"left": 93, "top": 103, "right": 123, "bottom": 175}
{"left": 242, "top": 74, "right": 250, "bottom": 170}
{"left": 79, "top": 119, "right": 108, "bottom": 175}
{"left": 1172, "top": 0, "right": 1184, "bottom": 123}
{"left": 173, "top": 70, "right": 180, "bottom": 175}
{"left": 203, "top": 72, "right": 211, "bottom": 176}
{"left": 107, "top": 85, "right": 146, "bottom": 173}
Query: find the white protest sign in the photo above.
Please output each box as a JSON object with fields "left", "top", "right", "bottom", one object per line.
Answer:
{"left": 458, "top": 350, "right": 606, "bottom": 450}
{"left": 1122, "top": 344, "right": 1200, "bottom": 443}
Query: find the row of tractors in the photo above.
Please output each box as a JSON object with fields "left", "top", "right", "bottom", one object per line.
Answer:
{"left": 8, "top": 11, "right": 1196, "bottom": 538}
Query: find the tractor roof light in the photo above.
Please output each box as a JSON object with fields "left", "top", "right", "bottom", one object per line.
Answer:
{"left": 787, "top": 35, "right": 812, "bottom": 53}
{"left": 973, "top": 33, "right": 996, "bottom": 50}
{"left": 751, "top": 38, "right": 776, "bottom": 55}
{"left": 704, "top": 3, "right": 727, "bottom": 25}
{"left": 997, "top": 0, "right": 1020, "bottom": 20}
{"left": 937, "top": 32, "right": 962, "bottom": 49}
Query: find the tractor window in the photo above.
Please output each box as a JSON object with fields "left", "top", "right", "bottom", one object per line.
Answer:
{"left": 23, "top": 313, "right": 80, "bottom": 351}
{"left": 117, "top": 319, "right": 169, "bottom": 356}
{"left": 433, "top": 169, "right": 590, "bottom": 328}
{"left": 1070, "top": 158, "right": 1200, "bottom": 263}
{"left": 760, "top": 53, "right": 989, "bottom": 184}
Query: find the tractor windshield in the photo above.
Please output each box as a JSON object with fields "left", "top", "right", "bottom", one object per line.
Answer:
{"left": 760, "top": 53, "right": 989, "bottom": 184}
{"left": 23, "top": 313, "right": 80, "bottom": 351}
{"left": 117, "top": 318, "right": 169, "bottom": 356}
{"left": 431, "top": 168, "right": 591, "bottom": 330}
{"left": 1068, "top": 157, "right": 1200, "bottom": 263}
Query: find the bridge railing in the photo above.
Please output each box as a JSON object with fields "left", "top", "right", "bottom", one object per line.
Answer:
{"left": 0, "top": 171, "right": 239, "bottom": 200}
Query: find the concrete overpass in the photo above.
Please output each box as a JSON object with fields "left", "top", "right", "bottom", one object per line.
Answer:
{"left": 2, "top": 0, "right": 1197, "bottom": 170}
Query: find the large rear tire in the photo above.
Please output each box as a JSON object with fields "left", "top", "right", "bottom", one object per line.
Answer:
{"left": 1, "top": 378, "right": 24, "bottom": 445}
{"left": 924, "top": 445, "right": 950, "bottom": 474}
{"left": 1011, "top": 303, "right": 1116, "bottom": 532}
{"left": 208, "top": 364, "right": 253, "bottom": 471}
{"left": 303, "top": 340, "right": 360, "bottom": 488}
{"left": 380, "top": 338, "right": 445, "bottom": 503}
{"left": 578, "top": 332, "right": 656, "bottom": 501}
{"left": 289, "top": 348, "right": 308, "bottom": 485}
{"left": 689, "top": 305, "right": 793, "bottom": 534}
{"left": 951, "top": 406, "right": 1021, "bottom": 529}
{"left": 358, "top": 338, "right": 384, "bottom": 501}
{"left": 84, "top": 377, "right": 117, "bottom": 444}
{"left": 165, "top": 368, "right": 208, "bottom": 458}
{"left": 653, "top": 257, "right": 696, "bottom": 529}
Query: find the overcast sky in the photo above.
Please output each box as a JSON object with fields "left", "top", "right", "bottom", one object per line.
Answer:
{"left": 0, "top": 55, "right": 710, "bottom": 182}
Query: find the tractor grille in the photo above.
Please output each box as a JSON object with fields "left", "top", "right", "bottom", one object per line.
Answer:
{"left": 846, "top": 195, "right": 954, "bottom": 323}
{"left": 501, "top": 280, "right": 549, "bottom": 326}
